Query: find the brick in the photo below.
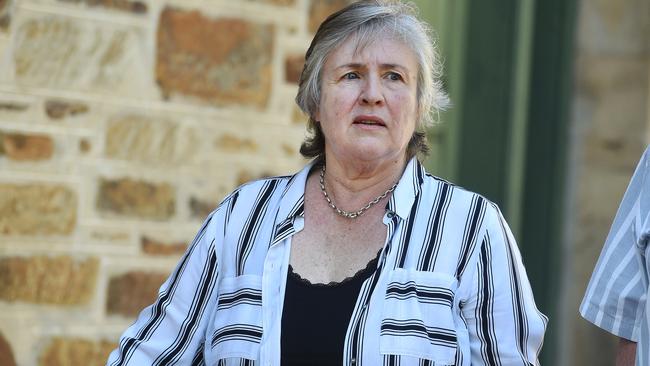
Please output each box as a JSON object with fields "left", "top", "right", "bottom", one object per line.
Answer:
{"left": 0, "top": 0, "right": 10, "bottom": 31}
{"left": 577, "top": 0, "right": 649, "bottom": 56}
{"left": 96, "top": 178, "right": 175, "bottom": 220}
{"left": 281, "top": 143, "right": 295, "bottom": 156}
{"left": 189, "top": 196, "right": 213, "bottom": 219}
{"left": 577, "top": 57, "right": 648, "bottom": 170}
{"left": 57, "top": 0, "right": 147, "bottom": 14}
{"left": 39, "top": 337, "right": 116, "bottom": 366}
{"left": 215, "top": 133, "right": 258, "bottom": 152}
{"left": 0, "top": 256, "right": 98, "bottom": 304}
{"left": 105, "top": 114, "right": 199, "bottom": 165}
{"left": 0, "top": 332, "right": 16, "bottom": 366}
{"left": 245, "top": 0, "right": 296, "bottom": 6}
{"left": 236, "top": 170, "right": 273, "bottom": 186}
{"left": 285, "top": 54, "right": 304, "bottom": 84}
{"left": 1, "top": 132, "right": 53, "bottom": 161}
{"left": 45, "top": 100, "right": 89, "bottom": 119}
{"left": 0, "top": 101, "right": 28, "bottom": 112}
{"left": 13, "top": 16, "right": 144, "bottom": 94}
{"left": 156, "top": 8, "right": 274, "bottom": 108}
{"left": 141, "top": 236, "right": 186, "bottom": 256}
{"left": 308, "top": 0, "right": 353, "bottom": 33}
{"left": 106, "top": 271, "right": 167, "bottom": 317}
{"left": 0, "top": 184, "right": 77, "bottom": 235}
{"left": 292, "top": 104, "right": 307, "bottom": 124}
{"left": 79, "top": 138, "right": 91, "bottom": 153}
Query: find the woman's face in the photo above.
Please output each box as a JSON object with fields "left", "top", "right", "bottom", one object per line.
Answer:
{"left": 316, "top": 36, "right": 419, "bottom": 166}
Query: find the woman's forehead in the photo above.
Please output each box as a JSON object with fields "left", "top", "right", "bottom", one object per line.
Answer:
{"left": 326, "top": 35, "right": 417, "bottom": 69}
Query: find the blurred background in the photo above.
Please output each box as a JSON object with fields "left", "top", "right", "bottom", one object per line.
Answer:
{"left": 0, "top": 0, "right": 647, "bottom": 365}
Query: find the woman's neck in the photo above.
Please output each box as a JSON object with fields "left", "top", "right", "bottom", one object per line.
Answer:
{"left": 318, "top": 154, "right": 408, "bottom": 212}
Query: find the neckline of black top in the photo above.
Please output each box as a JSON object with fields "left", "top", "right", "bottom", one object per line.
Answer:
{"left": 287, "top": 249, "right": 382, "bottom": 288}
{"left": 280, "top": 250, "right": 381, "bottom": 366}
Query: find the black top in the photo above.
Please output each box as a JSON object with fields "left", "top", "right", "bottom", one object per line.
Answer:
{"left": 280, "top": 253, "right": 380, "bottom": 365}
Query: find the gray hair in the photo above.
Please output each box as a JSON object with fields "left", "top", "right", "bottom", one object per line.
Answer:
{"left": 296, "top": 0, "right": 449, "bottom": 160}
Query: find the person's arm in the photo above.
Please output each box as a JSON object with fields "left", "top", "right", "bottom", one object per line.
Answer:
{"left": 106, "top": 203, "right": 228, "bottom": 366}
{"left": 616, "top": 338, "right": 637, "bottom": 366}
{"left": 461, "top": 205, "right": 547, "bottom": 365}
{"left": 580, "top": 147, "right": 649, "bottom": 344}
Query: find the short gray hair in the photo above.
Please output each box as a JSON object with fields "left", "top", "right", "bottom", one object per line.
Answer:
{"left": 296, "top": 0, "right": 449, "bottom": 160}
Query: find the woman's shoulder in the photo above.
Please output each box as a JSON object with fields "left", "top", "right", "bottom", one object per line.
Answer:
{"left": 421, "top": 172, "right": 498, "bottom": 209}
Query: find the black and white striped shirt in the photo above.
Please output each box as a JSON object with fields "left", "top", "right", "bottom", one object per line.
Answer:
{"left": 581, "top": 146, "right": 650, "bottom": 365}
{"left": 107, "top": 158, "right": 547, "bottom": 366}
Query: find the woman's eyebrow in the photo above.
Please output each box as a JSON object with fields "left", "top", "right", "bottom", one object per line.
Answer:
{"left": 334, "top": 63, "right": 408, "bottom": 71}
{"left": 334, "top": 63, "right": 365, "bottom": 70}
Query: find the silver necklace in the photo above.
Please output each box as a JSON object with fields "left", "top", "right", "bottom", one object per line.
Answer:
{"left": 319, "top": 164, "right": 398, "bottom": 219}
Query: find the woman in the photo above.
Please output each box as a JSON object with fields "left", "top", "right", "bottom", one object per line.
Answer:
{"left": 107, "top": 1, "right": 547, "bottom": 365}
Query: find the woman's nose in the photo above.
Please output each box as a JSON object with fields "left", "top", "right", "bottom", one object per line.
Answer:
{"left": 360, "top": 76, "right": 385, "bottom": 105}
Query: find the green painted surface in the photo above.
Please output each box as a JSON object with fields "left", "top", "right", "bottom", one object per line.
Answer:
{"left": 414, "top": 0, "right": 577, "bottom": 364}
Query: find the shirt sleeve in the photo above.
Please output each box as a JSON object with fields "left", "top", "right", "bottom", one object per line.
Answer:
{"left": 580, "top": 146, "right": 650, "bottom": 341}
{"left": 106, "top": 202, "right": 228, "bottom": 366}
{"left": 460, "top": 204, "right": 548, "bottom": 366}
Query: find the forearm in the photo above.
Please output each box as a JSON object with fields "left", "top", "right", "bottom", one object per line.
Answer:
{"left": 616, "top": 338, "right": 636, "bottom": 366}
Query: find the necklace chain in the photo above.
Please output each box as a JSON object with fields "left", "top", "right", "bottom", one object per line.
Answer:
{"left": 319, "top": 165, "right": 397, "bottom": 219}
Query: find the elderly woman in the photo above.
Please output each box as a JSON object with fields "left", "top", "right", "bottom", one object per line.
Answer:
{"left": 107, "top": 1, "right": 546, "bottom": 365}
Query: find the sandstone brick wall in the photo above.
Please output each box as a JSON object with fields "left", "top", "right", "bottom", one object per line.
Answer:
{"left": 0, "top": 0, "right": 352, "bottom": 364}
{"left": 565, "top": 0, "right": 649, "bottom": 364}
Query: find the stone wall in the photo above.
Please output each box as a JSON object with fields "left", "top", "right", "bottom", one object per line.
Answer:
{"left": 565, "top": 0, "right": 649, "bottom": 364}
{"left": 0, "top": 0, "right": 352, "bottom": 364}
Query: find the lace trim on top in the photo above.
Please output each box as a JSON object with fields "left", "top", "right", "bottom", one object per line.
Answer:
{"left": 287, "top": 249, "right": 382, "bottom": 288}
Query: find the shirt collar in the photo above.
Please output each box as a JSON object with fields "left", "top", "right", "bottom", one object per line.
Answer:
{"left": 386, "top": 157, "right": 425, "bottom": 221}
{"left": 274, "top": 160, "right": 314, "bottom": 226}
{"left": 274, "top": 156, "right": 425, "bottom": 226}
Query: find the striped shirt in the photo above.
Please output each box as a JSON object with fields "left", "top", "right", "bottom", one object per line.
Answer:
{"left": 107, "top": 158, "right": 547, "bottom": 366}
{"left": 581, "top": 146, "right": 650, "bottom": 365}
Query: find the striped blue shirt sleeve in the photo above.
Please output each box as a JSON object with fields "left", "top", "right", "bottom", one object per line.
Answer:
{"left": 580, "top": 146, "right": 650, "bottom": 341}
{"left": 460, "top": 205, "right": 548, "bottom": 365}
{"left": 106, "top": 206, "right": 226, "bottom": 366}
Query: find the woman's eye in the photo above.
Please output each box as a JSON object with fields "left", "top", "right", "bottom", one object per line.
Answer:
{"left": 343, "top": 72, "right": 359, "bottom": 80}
{"left": 387, "top": 72, "right": 403, "bottom": 81}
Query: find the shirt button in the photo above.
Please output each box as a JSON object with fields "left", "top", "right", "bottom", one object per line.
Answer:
{"left": 350, "top": 357, "right": 357, "bottom": 365}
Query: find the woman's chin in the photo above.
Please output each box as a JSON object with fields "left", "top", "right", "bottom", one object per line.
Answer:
{"left": 338, "top": 147, "right": 403, "bottom": 165}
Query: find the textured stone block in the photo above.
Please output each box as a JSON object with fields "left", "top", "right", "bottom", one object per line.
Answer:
{"left": 292, "top": 104, "right": 307, "bottom": 124}
{"left": 308, "top": 0, "right": 353, "bottom": 33}
{"left": 0, "top": 256, "right": 98, "bottom": 304}
{"left": 57, "top": 0, "right": 147, "bottom": 14}
{"left": 13, "top": 15, "right": 144, "bottom": 93}
{"left": 577, "top": 0, "right": 649, "bottom": 56}
{"left": 215, "top": 133, "right": 258, "bottom": 152}
{"left": 105, "top": 114, "right": 199, "bottom": 165}
{"left": 39, "top": 337, "right": 116, "bottom": 366}
{"left": 96, "top": 178, "right": 175, "bottom": 220}
{"left": 141, "top": 236, "right": 186, "bottom": 256}
{"left": 0, "top": 184, "right": 77, "bottom": 235}
{"left": 285, "top": 54, "right": 303, "bottom": 84}
{"left": 189, "top": 196, "right": 213, "bottom": 219}
{"left": 0, "top": 332, "right": 16, "bottom": 366}
{"left": 245, "top": 0, "right": 295, "bottom": 5}
{"left": 45, "top": 100, "right": 89, "bottom": 119}
{"left": 0, "top": 0, "right": 10, "bottom": 31}
{"left": 0, "top": 101, "right": 27, "bottom": 112}
{"left": 106, "top": 271, "right": 167, "bottom": 317}
{"left": 577, "top": 57, "right": 648, "bottom": 170}
{"left": 156, "top": 8, "right": 274, "bottom": 108}
{"left": 236, "top": 170, "right": 273, "bottom": 186}
{"left": 0, "top": 132, "right": 53, "bottom": 161}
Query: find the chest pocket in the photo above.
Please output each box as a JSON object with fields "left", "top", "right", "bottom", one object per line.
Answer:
{"left": 207, "top": 275, "right": 263, "bottom": 364}
{"left": 380, "top": 269, "right": 458, "bottom": 365}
